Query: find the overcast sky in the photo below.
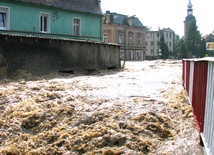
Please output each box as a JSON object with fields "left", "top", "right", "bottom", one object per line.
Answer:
{"left": 101, "top": 0, "right": 214, "bottom": 37}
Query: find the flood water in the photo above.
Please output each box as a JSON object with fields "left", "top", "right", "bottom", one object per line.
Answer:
{"left": 0, "top": 60, "right": 204, "bottom": 154}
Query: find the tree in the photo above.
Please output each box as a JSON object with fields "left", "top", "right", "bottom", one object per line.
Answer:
{"left": 180, "top": 42, "right": 187, "bottom": 58}
{"left": 185, "top": 20, "right": 201, "bottom": 57}
{"left": 159, "top": 35, "right": 169, "bottom": 59}
{"left": 198, "top": 38, "right": 207, "bottom": 58}
{"left": 174, "top": 34, "right": 180, "bottom": 48}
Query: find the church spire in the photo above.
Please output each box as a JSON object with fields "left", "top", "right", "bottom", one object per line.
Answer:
{"left": 184, "top": 0, "right": 195, "bottom": 38}
{"left": 187, "top": 0, "right": 193, "bottom": 16}
{"left": 187, "top": 0, "right": 193, "bottom": 9}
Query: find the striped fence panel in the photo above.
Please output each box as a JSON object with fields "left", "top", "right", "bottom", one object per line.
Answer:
{"left": 201, "top": 61, "right": 214, "bottom": 155}
{"left": 182, "top": 58, "right": 214, "bottom": 155}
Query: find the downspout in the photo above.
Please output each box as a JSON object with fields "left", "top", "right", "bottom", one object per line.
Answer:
{"left": 100, "top": 18, "right": 102, "bottom": 42}
{"left": 98, "top": 0, "right": 102, "bottom": 41}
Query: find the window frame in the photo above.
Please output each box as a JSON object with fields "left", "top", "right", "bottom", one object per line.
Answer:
{"left": 150, "top": 33, "right": 154, "bottom": 38}
{"left": 129, "top": 35, "right": 133, "bottom": 44}
{"left": 103, "top": 33, "right": 108, "bottom": 43}
{"left": 138, "top": 35, "right": 142, "bottom": 45}
{"left": 128, "top": 50, "right": 133, "bottom": 60}
{"left": 0, "top": 6, "right": 10, "bottom": 30}
{"left": 146, "top": 33, "right": 149, "bottom": 38}
{"left": 128, "top": 32, "right": 133, "bottom": 45}
{"left": 119, "top": 34, "right": 123, "bottom": 44}
{"left": 40, "top": 12, "right": 50, "bottom": 33}
{"left": 151, "top": 41, "right": 154, "bottom": 46}
{"left": 73, "top": 17, "right": 81, "bottom": 36}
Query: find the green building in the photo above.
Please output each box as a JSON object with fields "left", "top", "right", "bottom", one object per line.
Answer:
{"left": 0, "top": 0, "right": 103, "bottom": 41}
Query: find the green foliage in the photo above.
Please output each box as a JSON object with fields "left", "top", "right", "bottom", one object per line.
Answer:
{"left": 159, "top": 35, "right": 169, "bottom": 59}
{"left": 174, "top": 34, "right": 180, "bottom": 48}
{"left": 185, "top": 20, "right": 202, "bottom": 57}
{"left": 181, "top": 42, "right": 187, "bottom": 58}
{"left": 198, "top": 38, "right": 207, "bottom": 58}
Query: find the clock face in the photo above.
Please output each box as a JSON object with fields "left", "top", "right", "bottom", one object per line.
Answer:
{"left": 188, "top": 11, "right": 193, "bottom": 15}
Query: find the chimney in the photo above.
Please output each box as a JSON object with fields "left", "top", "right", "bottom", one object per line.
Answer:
{"left": 106, "top": 10, "right": 110, "bottom": 14}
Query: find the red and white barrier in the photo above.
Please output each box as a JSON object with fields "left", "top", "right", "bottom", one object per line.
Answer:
{"left": 183, "top": 58, "right": 214, "bottom": 155}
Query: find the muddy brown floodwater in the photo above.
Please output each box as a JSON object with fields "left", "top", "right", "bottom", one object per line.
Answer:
{"left": 0, "top": 60, "right": 204, "bottom": 155}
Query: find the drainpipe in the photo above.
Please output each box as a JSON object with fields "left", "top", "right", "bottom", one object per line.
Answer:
{"left": 122, "top": 26, "right": 126, "bottom": 68}
{"left": 99, "top": 0, "right": 102, "bottom": 41}
{"left": 100, "top": 18, "right": 102, "bottom": 42}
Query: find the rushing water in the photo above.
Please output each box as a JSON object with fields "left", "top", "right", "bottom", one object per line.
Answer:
{"left": 0, "top": 60, "right": 204, "bottom": 154}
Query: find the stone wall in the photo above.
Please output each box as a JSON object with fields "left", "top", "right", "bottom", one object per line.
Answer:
{"left": 0, "top": 34, "right": 121, "bottom": 76}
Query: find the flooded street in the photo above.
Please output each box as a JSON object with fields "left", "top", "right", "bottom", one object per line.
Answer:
{"left": 0, "top": 60, "right": 204, "bottom": 154}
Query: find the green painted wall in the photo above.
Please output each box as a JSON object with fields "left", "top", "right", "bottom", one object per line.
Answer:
{"left": 0, "top": 1, "right": 102, "bottom": 41}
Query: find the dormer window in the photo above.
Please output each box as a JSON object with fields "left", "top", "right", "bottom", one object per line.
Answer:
{"left": 127, "top": 16, "right": 135, "bottom": 26}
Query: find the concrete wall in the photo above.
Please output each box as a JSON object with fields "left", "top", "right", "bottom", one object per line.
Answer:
{"left": 0, "top": 34, "right": 121, "bottom": 76}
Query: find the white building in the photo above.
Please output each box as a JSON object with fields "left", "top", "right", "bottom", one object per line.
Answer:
{"left": 146, "top": 28, "right": 174, "bottom": 59}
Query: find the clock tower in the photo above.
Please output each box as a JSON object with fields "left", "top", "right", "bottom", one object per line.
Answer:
{"left": 184, "top": 0, "right": 195, "bottom": 38}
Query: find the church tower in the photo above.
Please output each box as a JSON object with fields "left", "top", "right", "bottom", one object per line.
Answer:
{"left": 184, "top": 0, "right": 195, "bottom": 38}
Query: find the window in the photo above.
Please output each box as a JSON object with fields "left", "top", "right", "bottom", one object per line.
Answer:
{"left": 170, "top": 33, "right": 172, "bottom": 38}
{"left": 151, "top": 41, "right": 154, "bottom": 46}
{"left": 145, "top": 41, "right": 148, "bottom": 46}
{"left": 138, "top": 35, "right": 142, "bottom": 44}
{"left": 157, "top": 33, "right": 159, "bottom": 38}
{"left": 166, "top": 33, "right": 168, "bottom": 38}
{"left": 40, "top": 13, "right": 50, "bottom": 33}
{"left": 128, "top": 32, "right": 133, "bottom": 45}
{"left": 129, "top": 35, "right": 133, "bottom": 44}
{"left": 103, "top": 34, "right": 108, "bottom": 43}
{"left": 150, "top": 33, "right": 154, "bottom": 38}
{"left": 151, "top": 49, "right": 154, "bottom": 55}
{"left": 128, "top": 50, "right": 133, "bottom": 60}
{"left": 119, "top": 34, "right": 123, "bottom": 44}
{"left": 157, "top": 41, "right": 159, "bottom": 46}
{"left": 0, "top": 7, "right": 9, "bottom": 30}
{"left": 73, "top": 18, "right": 81, "bottom": 36}
{"left": 146, "top": 33, "right": 149, "bottom": 38}
{"left": 120, "top": 50, "right": 124, "bottom": 60}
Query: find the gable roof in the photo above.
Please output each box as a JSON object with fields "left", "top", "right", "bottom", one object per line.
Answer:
{"left": 107, "top": 12, "right": 144, "bottom": 28}
{"left": 205, "top": 33, "right": 214, "bottom": 42}
{"left": 13, "top": 0, "right": 102, "bottom": 15}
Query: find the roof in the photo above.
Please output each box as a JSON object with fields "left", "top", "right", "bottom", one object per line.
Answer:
{"left": 106, "top": 12, "right": 144, "bottom": 28}
{"left": 205, "top": 33, "right": 214, "bottom": 42}
{"left": 12, "top": 0, "right": 102, "bottom": 15}
{"left": 0, "top": 33, "right": 120, "bottom": 46}
{"left": 185, "top": 15, "right": 195, "bottom": 22}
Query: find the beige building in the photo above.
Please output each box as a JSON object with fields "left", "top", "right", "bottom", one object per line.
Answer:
{"left": 146, "top": 28, "right": 175, "bottom": 59}
{"left": 102, "top": 11, "right": 147, "bottom": 61}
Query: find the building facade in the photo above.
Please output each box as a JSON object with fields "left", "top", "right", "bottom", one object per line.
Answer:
{"left": 146, "top": 28, "right": 175, "bottom": 59}
{"left": 102, "top": 11, "right": 146, "bottom": 61}
{"left": 0, "top": 0, "right": 103, "bottom": 41}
